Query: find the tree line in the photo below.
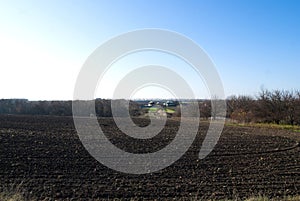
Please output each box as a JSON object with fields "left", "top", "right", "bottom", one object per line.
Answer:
{"left": 174, "top": 89, "right": 300, "bottom": 125}
{"left": 0, "top": 89, "right": 299, "bottom": 125}
{"left": 226, "top": 89, "right": 300, "bottom": 125}
{"left": 0, "top": 99, "right": 141, "bottom": 117}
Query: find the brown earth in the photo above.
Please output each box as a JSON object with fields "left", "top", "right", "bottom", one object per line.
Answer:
{"left": 0, "top": 115, "right": 300, "bottom": 200}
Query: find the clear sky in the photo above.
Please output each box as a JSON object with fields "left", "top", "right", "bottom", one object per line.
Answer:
{"left": 0, "top": 0, "right": 299, "bottom": 100}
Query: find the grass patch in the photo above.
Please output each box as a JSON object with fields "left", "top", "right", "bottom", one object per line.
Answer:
{"left": 165, "top": 108, "right": 175, "bottom": 113}
{"left": 0, "top": 181, "right": 29, "bottom": 201}
{"left": 244, "top": 195, "right": 300, "bottom": 201}
{"left": 146, "top": 107, "right": 175, "bottom": 114}
{"left": 0, "top": 192, "right": 25, "bottom": 201}
{"left": 193, "top": 195, "right": 300, "bottom": 201}
{"left": 226, "top": 122, "right": 300, "bottom": 133}
{"left": 148, "top": 107, "right": 158, "bottom": 112}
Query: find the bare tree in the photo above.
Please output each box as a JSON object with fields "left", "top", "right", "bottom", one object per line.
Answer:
{"left": 227, "top": 95, "right": 254, "bottom": 123}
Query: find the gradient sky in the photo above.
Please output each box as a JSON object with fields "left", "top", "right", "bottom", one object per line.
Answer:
{"left": 0, "top": 0, "right": 299, "bottom": 100}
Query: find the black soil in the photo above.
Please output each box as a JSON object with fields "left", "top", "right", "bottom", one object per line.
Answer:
{"left": 0, "top": 115, "right": 300, "bottom": 200}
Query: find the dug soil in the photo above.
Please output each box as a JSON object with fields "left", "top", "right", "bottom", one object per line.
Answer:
{"left": 0, "top": 115, "right": 300, "bottom": 200}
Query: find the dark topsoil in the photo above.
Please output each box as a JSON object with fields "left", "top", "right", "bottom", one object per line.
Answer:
{"left": 0, "top": 115, "right": 300, "bottom": 200}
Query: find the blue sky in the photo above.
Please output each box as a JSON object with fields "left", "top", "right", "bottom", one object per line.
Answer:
{"left": 0, "top": 0, "right": 299, "bottom": 100}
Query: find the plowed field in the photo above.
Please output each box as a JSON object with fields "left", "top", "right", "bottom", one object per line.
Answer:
{"left": 0, "top": 115, "right": 300, "bottom": 200}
